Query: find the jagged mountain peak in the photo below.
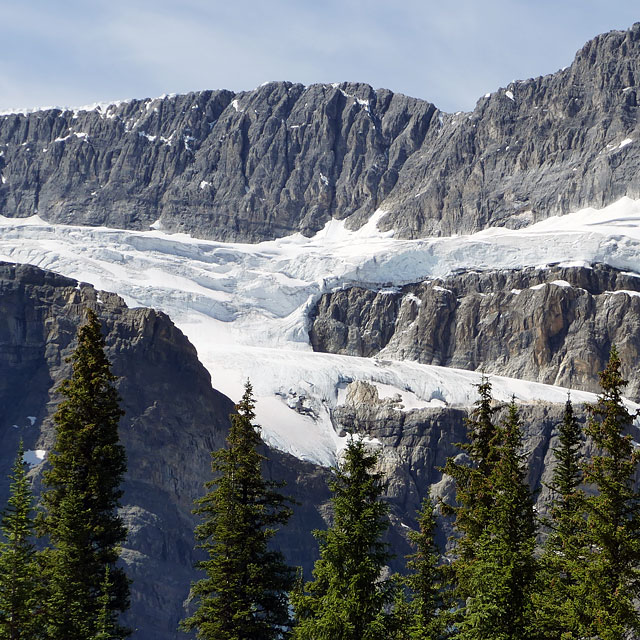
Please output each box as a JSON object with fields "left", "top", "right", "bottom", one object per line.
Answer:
{"left": 1, "top": 24, "right": 640, "bottom": 243}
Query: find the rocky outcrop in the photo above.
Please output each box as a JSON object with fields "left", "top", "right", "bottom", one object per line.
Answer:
{"left": 310, "top": 263, "right": 640, "bottom": 400}
{"left": 333, "top": 380, "right": 598, "bottom": 551}
{"left": 0, "top": 262, "right": 237, "bottom": 638}
{"left": 0, "top": 262, "right": 332, "bottom": 640}
{"left": 3, "top": 262, "right": 638, "bottom": 638}
{"left": 2, "top": 24, "right": 640, "bottom": 241}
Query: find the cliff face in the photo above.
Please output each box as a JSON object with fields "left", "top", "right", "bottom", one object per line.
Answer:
{"left": 2, "top": 263, "right": 638, "bottom": 639}
{"left": 380, "top": 24, "right": 640, "bottom": 237}
{"left": 0, "top": 84, "right": 435, "bottom": 240}
{"left": 310, "top": 264, "right": 640, "bottom": 401}
{"left": 2, "top": 24, "right": 640, "bottom": 241}
{"left": 0, "top": 261, "right": 232, "bottom": 637}
{"left": 0, "top": 262, "right": 331, "bottom": 640}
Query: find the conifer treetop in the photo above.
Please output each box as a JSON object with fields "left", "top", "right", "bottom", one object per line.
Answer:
{"left": 41, "top": 308, "right": 130, "bottom": 640}
{"left": 181, "top": 379, "right": 294, "bottom": 640}
{"left": 580, "top": 346, "right": 640, "bottom": 639}
{"left": 292, "top": 436, "right": 394, "bottom": 640}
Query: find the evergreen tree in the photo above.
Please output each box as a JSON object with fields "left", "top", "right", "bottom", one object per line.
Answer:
{"left": 453, "top": 400, "right": 537, "bottom": 640}
{"left": 41, "top": 308, "right": 130, "bottom": 640}
{"left": 401, "top": 497, "right": 451, "bottom": 640}
{"left": 457, "top": 400, "right": 536, "bottom": 640}
{"left": 292, "top": 436, "right": 394, "bottom": 640}
{"left": 534, "top": 397, "right": 587, "bottom": 638}
{"left": 443, "top": 377, "right": 499, "bottom": 565}
{"left": 181, "top": 381, "right": 295, "bottom": 640}
{"left": 442, "top": 376, "right": 500, "bottom": 628}
{"left": 0, "top": 442, "right": 42, "bottom": 640}
{"left": 581, "top": 346, "right": 640, "bottom": 640}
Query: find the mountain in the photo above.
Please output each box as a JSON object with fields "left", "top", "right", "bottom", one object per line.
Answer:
{"left": 2, "top": 21, "right": 640, "bottom": 640}
{"left": 311, "top": 262, "right": 640, "bottom": 401}
{"left": 0, "top": 261, "right": 617, "bottom": 640}
{"left": 1, "top": 24, "right": 640, "bottom": 242}
{"left": 0, "top": 262, "right": 333, "bottom": 639}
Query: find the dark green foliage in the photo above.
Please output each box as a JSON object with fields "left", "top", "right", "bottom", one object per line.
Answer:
{"left": 0, "top": 442, "right": 42, "bottom": 640}
{"left": 580, "top": 346, "right": 640, "bottom": 640}
{"left": 41, "top": 309, "right": 130, "bottom": 640}
{"left": 443, "top": 378, "right": 499, "bottom": 565}
{"left": 400, "top": 498, "right": 451, "bottom": 640}
{"left": 181, "top": 381, "right": 295, "bottom": 640}
{"left": 442, "top": 379, "right": 499, "bottom": 631}
{"left": 534, "top": 397, "right": 587, "bottom": 638}
{"left": 455, "top": 400, "right": 536, "bottom": 640}
{"left": 467, "top": 378, "right": 501, "bottom": 478}
{"left": 446, "top": 391, "right": 536, "bottom": 640}
{"left": 292, "top": 436, "right": 394, "bottom": 640}
{"left": 551, "top": 398, "right": 584, "bottom": 510}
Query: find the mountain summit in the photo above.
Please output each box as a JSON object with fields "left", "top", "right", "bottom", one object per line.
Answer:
{"left": 1, "top": 24, "right": 640, "bottom": 242}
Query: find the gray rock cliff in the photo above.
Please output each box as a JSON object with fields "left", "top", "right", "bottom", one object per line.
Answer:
{"left": 1, "top": 24, "right": 640, "bottom": 241}
{"left": 310, "top": 263, "right": 640, "bottom": 400}
{"left": 380, "top": 23, "right": 640, "bottom": 237}
{"left": 0, "top": 84, "right": 434, "bottom": 240}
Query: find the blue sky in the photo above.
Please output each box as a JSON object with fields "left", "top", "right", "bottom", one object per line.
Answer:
{"left": 0, "top": 1, "right": 637, "bottom": 112}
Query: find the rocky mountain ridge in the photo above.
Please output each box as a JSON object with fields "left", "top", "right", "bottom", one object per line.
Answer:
{"left": 310, "top": 263, "right": 640, "bottom": 401}
{"left": 1, "top": 24, "right": 640, "bottom": 241}
{"left": 0, "top": 261, "right": 621, "bottom": 640}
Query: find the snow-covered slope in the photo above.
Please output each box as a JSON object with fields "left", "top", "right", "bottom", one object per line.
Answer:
{"left": 3, "top": 197, "right": 640, "bottom": 465}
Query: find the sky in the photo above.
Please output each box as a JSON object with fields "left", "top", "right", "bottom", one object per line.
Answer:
{"left": 0, "top": 1, "right": 638, "bottom": 114}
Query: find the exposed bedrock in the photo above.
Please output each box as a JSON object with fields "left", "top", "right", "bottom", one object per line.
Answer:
{"left": 0, "top": 262, "right": 330, "bottom": 640}
{"left": 333, "top": 380, "right": 640, "bottom": 551}
{"left": 310, "top": 263, "right": 640, "bottom": 401}
{"left": 2, "top": 24, "right": 640, "bottom": 240}
{"left": 0, "top": 84, "right": 435, "bottom": 241}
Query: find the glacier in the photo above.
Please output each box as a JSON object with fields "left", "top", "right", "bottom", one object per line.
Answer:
{"left": 2, "top": 197, "right": 640, "bottom": 465}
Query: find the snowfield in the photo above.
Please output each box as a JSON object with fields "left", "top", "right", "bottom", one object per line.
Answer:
{"left": 2, "top": 197, "right": 640, "bottom": 465}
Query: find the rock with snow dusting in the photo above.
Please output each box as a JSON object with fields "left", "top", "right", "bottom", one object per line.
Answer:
{"left": 380, "top": 23, "right": 640, "bottom": 237}
{"left": 2, "top": 25, "right": 640, "bottom": 240}
{"left": 310, "top": 263, "right": 640, "bottom": 400}
{"left": 333, "top": 380, "right": 599, "bottom": 551}
{"left": 0, "top": 83, "right": 434, "bottom": 240}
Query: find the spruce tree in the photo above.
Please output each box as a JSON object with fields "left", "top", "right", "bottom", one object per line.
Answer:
{"left": 534, "top": 397, "right": 587, "bottom": 638}
{"left": 0, "top": 442, "right": 42, "bottom": 640}
{"left": 443, "top": 377, "right": 499, "bottom": 565}
{"left": 442, "top": 376, "right": 500, "bottom": 627}
{"left": 452, "top": 400, "right": 536, "bottom": 640}
{"left": 41, "top": 308, "right": 130, "bottom": 640}
{"left": 581, "top": 346, "right": 640, "bottom": 640}
{"left": 401, "top": 497, "right": 451, "bottom": 640}
{"left": 292, "top": 436, "right": 394, "bottom": 640}
{"left": 181, "top": 381, "right": 295, "bottom": 640}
